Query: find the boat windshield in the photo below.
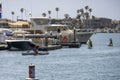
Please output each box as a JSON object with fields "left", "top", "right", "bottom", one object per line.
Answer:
{"left": 31, "top": 18, "right": 50, "bottom": 25}
{"left": 45, "top": 24, "right": 69, "bottom": 32}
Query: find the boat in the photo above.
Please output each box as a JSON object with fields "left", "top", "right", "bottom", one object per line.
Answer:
{"left": 76, "top": 29, "right": 93, "bottom": 43}
{"left": 5, "top": 29, "right": 36, "bottom": 50}
{"left": 5, "top": 29, "right": 57, "bottom": 50}
{"left": 22, "top": 51, "right": 49, "bottom": 55}
{"left": 30, "top": 17, "right": 93, "bottom": 44}
{"left": 6, "top": 39, "right": 35, "bottom": 50}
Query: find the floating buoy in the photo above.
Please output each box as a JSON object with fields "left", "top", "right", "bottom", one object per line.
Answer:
{"left": 26, "top": 64, "right": 38, "bottom": 80}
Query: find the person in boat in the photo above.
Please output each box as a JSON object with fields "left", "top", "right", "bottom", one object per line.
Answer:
{"left": 33, "top": 46, "right": 39, "bottom": 55}
{"left": 108, "top": 38, "right": 113, "bottom": 46}
{"left": 87, "top": 39, "right": 93, "bottom": 48}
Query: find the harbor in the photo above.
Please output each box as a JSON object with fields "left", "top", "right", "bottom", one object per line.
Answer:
{"left": 0, "top": 0, "right": 120, "bottom": 80}
{"left": 0, "top": 33, "right": 120, "bottom": 80}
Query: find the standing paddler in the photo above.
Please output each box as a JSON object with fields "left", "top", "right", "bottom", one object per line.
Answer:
{"left": 87, "top": 39, "right": 93, "bottom": 49}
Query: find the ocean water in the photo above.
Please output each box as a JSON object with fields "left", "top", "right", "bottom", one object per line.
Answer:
{"left": 0, "top": 33, "right": 120, "bottom": 80}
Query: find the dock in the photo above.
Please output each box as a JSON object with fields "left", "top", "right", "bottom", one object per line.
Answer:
{"left": 0, "top": 43, "right": 8, "bottom": 50}
{"left": 61, "top": 42, "right": 81, "bottom": 48}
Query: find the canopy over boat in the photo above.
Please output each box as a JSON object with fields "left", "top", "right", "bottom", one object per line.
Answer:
{"left": 8, "top": 21, "right": 32, "bottom": 28}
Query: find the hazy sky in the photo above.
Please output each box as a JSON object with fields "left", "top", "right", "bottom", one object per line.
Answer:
{"left": 1, "top": 0, "right": 120, "bottom": 20}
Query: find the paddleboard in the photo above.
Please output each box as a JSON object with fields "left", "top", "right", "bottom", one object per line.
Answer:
{"left": 22, "top": 52, "right": 49, "bottom": 55}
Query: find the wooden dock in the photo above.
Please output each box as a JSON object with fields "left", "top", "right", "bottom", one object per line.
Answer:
{"left": 61, "top": 42, "right": 81, "bottom": 48}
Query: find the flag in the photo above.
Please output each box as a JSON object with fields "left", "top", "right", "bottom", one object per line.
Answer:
{"left": 0, "top": 2, "right": 2, "bottom": 18}
{"left": 0, "top": 2, "right": 2, "bottom": 13}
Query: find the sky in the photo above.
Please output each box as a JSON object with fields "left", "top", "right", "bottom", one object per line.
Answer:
{"left": 1, "top": 0, "right": 120, "bottom": 21}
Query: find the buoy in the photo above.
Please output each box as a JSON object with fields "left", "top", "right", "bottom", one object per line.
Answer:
{"left": 26, "top": 64, "right": 38, "bottom": 80}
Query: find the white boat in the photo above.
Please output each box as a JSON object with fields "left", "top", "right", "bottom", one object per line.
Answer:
{"left": 30, "top": 17, "right": 93, "bottom": 44}
{"left": 6, "top": 39, "right": 35, "bottom": 50}
{"left": 5, "top": 29, "right": 57, "bottom": 50}
{"left": 0, "top": 28, "right": 13, "bottom": 43}
{"left": 76, "top": 29, "right": 93, "bottom": 43}
{"left": 5, "top": 29, "right": 36, "bottom": 50}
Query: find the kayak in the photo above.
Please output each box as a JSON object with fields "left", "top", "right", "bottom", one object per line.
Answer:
{"left": 22, "top": 51, "right": 49, "bottom": 55}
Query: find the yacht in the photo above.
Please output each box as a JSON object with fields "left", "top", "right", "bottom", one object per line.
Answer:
{"left": 6, "top": 39, "right": 35, "bottom": 50}
{"left": 30, "top": 17, "right": 93, "bottom": 43}
{"left": 5, "top": 29, "right": 57, "bottom": 50}
{"left": 76, "top": 29, "right": 94, "bottom": 43}
{"left": 5, "top": 30, "right": 36, "bottom": 50}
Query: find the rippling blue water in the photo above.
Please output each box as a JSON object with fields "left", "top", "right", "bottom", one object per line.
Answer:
{"left": 0, "top": 33, "right": 120, "bottom": 80}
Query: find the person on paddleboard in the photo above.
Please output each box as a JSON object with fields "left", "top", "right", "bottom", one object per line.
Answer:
{"left": 87, "top": 39, "right": 93, "bottom": 48}
{"left": 108, "top": 38, "right": 113, "bottom": 46}
{"left": 33, "top": 46, "right": 39, "bottom": 55}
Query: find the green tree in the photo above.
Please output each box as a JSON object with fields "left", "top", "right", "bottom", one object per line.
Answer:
{"left": 11, "top": 11, "right": 15, "bottom": 21}
{"left": 64, "top": 13, "right": 69, "bottom": 19}
{"left": 88, "top": 8, "right": 92, "bottom": 18}
{"left": 85, "top": 6, "right": 89, "bottom": 12}
{"left": 42, "top": 13, "right": 46, "bottom": 17}
{"left": 48, "top": 10, "right": 51, "bottom": 18}
{"left": 55, "top": 7, "right": 59, "bottom": 19}
{"left": 20, "top": 8, "right": 24, "bottom": 19}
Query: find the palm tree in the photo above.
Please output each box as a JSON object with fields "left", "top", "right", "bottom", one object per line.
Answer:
{"left": 79, "top": 8, "right": 84, "bottom": 19}
{"left": 85, "top": 12, "right": 89, "bottom": 20}
{"left": 11, "top": 11, "right": 15, "bottom": 21}
{"left": 85, "top": 6, "right": 89, "bottom": 12}
{"left": 48, "top": 10, "right": 51, "bottom": 18}
{"left": 64, "top": 14, "right": 69, "bottom": 19}
{"left": 42, "top": 13, "right": 46, "bottom": 17}
{"left": 76, "top": 14, "right": 81, "bottom": 20}
{"left": 55, "top": 7, "right": 59, "bottom": 19}
{"left": 88, "top": 8, "right": 92, "bottom": 18}
{"left": 88, "top": 8, "right": 92, "bottom": 28}
{"left": 77, "top": 9, "right": 80, "bottom": 15}
{"left": 20, "top": 8, "right": 24, "bottom": 19}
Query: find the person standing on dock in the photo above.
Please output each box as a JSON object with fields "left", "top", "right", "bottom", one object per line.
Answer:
{"left": 108, "top": 38, "right": 113, "bottom": 46}
{"left": 87, "top": 39, "right": 93, "bottom": 49}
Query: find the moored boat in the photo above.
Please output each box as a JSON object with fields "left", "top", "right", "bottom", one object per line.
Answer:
{"left": 6, "top": 39, "right": 35, "bottom": 50}
{"left": 30, "top": 17, "right": 93, "bottom": 44}
{"left": 76, "top": 29, "right": 93, "bottom": 43}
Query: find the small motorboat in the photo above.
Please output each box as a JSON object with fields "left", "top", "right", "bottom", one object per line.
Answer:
{"left": 22, "top": 51, "right": 49, "bottom": 55}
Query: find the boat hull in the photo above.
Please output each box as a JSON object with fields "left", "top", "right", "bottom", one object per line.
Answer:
{"left": 76, "top": 32, "right": 93, "bottom": 43}
{"left": 6, "top": 40, "right": 35, "bottom": 50}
